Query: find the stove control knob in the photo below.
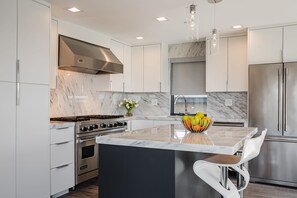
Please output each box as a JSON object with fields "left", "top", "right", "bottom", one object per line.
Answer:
{"left": 113, "top": 122, "right": 118, "bottom": 127}
{"left": 93, "top": 124, "right": 99, "bottom": 129}
{"left": 108, "top": 123, "right": 113, "bottom": 128}
{"left": 80, "top": 126, "right": 88, "bottom": 132}
{"left": 88, "top": 125, "right": 94, "bottom": 130}
{"left": 100, "top": 123, "right": 107, "bottom": 128}
{"left": 117, "top": 122, "right": 124, "bottom": 126}
{"left": 123, "top": 122, "right": 127, "bottom": 126}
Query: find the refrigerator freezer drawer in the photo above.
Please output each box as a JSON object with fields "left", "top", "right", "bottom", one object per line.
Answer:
{"left": 250, "top": 139, "right": 297, "bottom": 187}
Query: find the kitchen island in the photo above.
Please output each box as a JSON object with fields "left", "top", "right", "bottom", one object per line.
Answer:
{"left": 96, "top": 124, "right": 257, "bottom": 198}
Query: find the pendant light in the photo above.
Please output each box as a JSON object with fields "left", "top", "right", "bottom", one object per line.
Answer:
{"left": 186, "top": 4, "right": 199, "bottom": 41}
{"left": 208, "top": 0, "right": 222, "bottom": 55}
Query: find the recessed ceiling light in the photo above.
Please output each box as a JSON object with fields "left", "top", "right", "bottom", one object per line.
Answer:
{"left": 68, "top": 7, "right": 81, "bottom": 12}
{"left": 156, "top": 17, "right": 168, "bottom": 22}
{"left": 233, "top": 25, "right": 243, "bottom": 29}
{"left": 136, "top": 36, "right": 144, "bottom": 40}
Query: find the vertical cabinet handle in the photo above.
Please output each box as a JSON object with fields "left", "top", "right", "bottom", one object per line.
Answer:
{"left": 123, "top": 82, "right": 125, "bottom": 92}
{"left": 277, "top": 69, "right": 281, "bottom": 131}
{"left": 284, "top": 68, "right": 288, "bottom": 132}
{"left": 16, "top": 60, "right": 20, "bottom": 106}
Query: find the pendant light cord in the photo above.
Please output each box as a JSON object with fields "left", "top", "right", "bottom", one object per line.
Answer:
{"left": 213, "top": 2, "right": 216, "bottom": 29}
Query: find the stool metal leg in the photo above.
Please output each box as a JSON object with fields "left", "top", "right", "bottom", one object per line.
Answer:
{"left": 220, "top": 166, "right": 229, "bottom": 198}
{"left": 236, "top": 151, "right": 244, "bottom": 198}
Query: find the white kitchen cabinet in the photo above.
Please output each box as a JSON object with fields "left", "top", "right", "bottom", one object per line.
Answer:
{"left": 50, "top": 19, "right": 58, "bottom": 89}
{"left": 0, "top": 0, "right": 50, "bottom": 197}
{"left": 0, "top": 82, "right": 16, "bottom": 198}
{"left": 143, "top": 45, "right": 161, "bottom": 92}
{"left": 50, "top": 126, "right": 75, "bottom": 196}
{"left": 124, "top": 45, "right": 132, "bottom": 92}
{"left": 284, "top": 25, "right": 297, "bottom": 62}
{"left": 131, "top": 44, "right": 168, "bottom": 92}
{"left": 17, "top": 84, "right": 50, "bottom": 198}
{"left": 131, "top": 46, "right": 144, "bottom": 92}
{"left": 99, "top": 40, "right": 132, "bottom": 92}
{"left": 248, "top": 27, "right": 283, "bottom": 64}
{"left": 18, "top": 0, "right": 50, "bottom": 85}
{"left": 228, "top": 36, "right": 248, "bottom": 91}
{"left": 0, "top": 0, "right": 17, "bottom": 82}
{"left": 206, "top": 36, "right": 248, "bottom": 92}
{"left": 154, "top": 120, "right": 180, "bottom": 127}
{"left": 110, "top": 40, "right": 124, "bottom": 92}
{"left": 206, "top": 38, "right": 228, "bottom": 92}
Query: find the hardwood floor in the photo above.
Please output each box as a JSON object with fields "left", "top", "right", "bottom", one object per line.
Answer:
{"left": 62, "top": 178, "right": 297, "bottom": 198}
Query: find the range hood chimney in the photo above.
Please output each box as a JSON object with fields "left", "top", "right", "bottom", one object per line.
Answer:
{"left": 59, "top": 35, "right": 123, "bottom": 74}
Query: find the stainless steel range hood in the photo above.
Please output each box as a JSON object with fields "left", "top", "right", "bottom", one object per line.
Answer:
{"left": 59, "top": 35, "right": 123, "bottom": 74}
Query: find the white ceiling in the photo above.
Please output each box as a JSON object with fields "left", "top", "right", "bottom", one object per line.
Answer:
{"left": 46, "top": 0, "right": 297, "bottom": 45}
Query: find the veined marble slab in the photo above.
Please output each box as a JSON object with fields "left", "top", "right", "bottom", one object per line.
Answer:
{"left": 96, "top": 125, "right": 257, "bottom": 155}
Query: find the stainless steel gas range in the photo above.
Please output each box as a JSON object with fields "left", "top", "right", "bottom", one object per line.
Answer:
{"left": 50, "top": 115, "right": 129, "bottom": 185}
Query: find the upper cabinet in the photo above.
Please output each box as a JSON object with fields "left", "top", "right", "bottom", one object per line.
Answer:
{"left": 206, "top": 38, "right": 228, "bottom": 92}
{"left": 0, "top": 0, "right": 17, "bottom": 82}
{"left": 131, "top": 43, "right": 168, "bottom": 92}
{"left": 206, "top": 36, "right": 248, "bottom": 92}
{"left": 248, "top": 24, "right": 297, "bottom": 64}
{"left": 50, "top": 19, "right": 58, "bottom": 89}
{"left": 18, "top": 0, "right": 50, "bottom": 85}
{"left": 228, "top": 36, "right": 248, "bottom": 91}
{"left": 109, "top": 40, "right": 132, "bottom": 92}
{"left": 283, "top": 25, "right": 297, "bottom": 62}
{"left": 248, "top": 27, "right": 283, "bottom": 64}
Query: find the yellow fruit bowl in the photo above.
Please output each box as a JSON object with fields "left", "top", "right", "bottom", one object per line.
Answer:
{"left": 181, "top": 116, "right": 213, "bottom": 133}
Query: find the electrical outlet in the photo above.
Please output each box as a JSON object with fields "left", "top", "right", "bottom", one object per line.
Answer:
{"left": 225, "top": 99, "right": 233, "bottom": 107}
{"left": 152, "top": 99, "right": 158, "bottom": 106}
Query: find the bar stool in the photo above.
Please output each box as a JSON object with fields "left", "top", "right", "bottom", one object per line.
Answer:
{"left": 193, "top": 129, "right": 267, "bottom": 198}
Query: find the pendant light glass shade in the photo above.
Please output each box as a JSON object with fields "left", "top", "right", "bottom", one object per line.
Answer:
{"left": 210, "top": 28, "right": 220, "bottom": 55}
{"left": 186, "top": 4, "right": 199, "bottom": 41}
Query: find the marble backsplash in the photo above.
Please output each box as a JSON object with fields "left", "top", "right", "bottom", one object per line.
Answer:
{"left": 207, "top": 92, "right": 247, "bottom": 120}
{"left": 50, "top": 70, "right": 170, "bottom": 117}
{"left": 168, "top": 41, "right": 206, "bottom": 58}
{"left": 50, "top": 71, "right": 247, "bottom": 119}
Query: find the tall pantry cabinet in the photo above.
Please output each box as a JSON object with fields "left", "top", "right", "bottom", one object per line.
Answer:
{"left": 0, "top": 0, "right": 50, "bottom": 197}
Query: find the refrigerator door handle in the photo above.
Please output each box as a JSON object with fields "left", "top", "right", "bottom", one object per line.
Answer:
{"left": 284, "top": 68, "right": 288, "bottom": 132}
{"left": 278, "top": 68, "right": 281, "bottom": 132}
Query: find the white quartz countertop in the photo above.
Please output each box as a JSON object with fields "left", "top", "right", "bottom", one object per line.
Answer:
{"left": 50, "top": 121, "right": 75, "bottom": 129}
{"left": 96, "top": 124, "right": 257, "bottom": 155}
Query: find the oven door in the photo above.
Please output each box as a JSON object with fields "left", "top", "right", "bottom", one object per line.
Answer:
{"left": 77, "top": 137, "right": 98, "bottom": 176}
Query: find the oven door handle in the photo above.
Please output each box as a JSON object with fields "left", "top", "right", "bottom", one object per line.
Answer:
{"left": 78, "top": 137, "right": 96, "bottom": 143}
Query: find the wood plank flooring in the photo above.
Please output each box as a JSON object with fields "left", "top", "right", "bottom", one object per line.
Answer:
{"left": 62, "top": 178, "right": 297, "bottom": 198}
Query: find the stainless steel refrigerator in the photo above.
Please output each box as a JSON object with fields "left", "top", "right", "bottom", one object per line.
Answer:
{"left": 249, "top": 63, "right": 297, "bottom": 187}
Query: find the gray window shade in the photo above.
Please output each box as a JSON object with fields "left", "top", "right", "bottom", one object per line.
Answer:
{"left": 171, "top": 61, "right": 206, "bottom": 95}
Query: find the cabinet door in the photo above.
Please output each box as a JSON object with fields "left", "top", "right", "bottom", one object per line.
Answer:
{"left": 144, "top": 45, "right": 161, "bottom": 92}
{"left": 228, "top": 36, "right": 248, "bottom": 91}
{"left": 284, "top": 25, "right": 297, "bottom": 62}
{"left": 248, "top": 27, "right": 283, "bottom": 64}
{"left": 18, "top": 0, "right": 50, "bottom": 84}
{"left": 110, "top": 40, "right": 124, "bottom": 92}
{"left": 131, "top": 46, "right": 144, "bottom": 92}
{"left": 0, "top": 0, "right": 17, "bottom": 82}
{"left": 160, "top": 44, "right": 169, "bottom": 92}
{"left": 50, "top": 19, "right": 58, "bottom": 89}
{"left": 123, "top": 45, "right": 132, "bottom": 92}
{"left": 206, "top": 38, "right": 228, "bottom": 92}
{"left": 17, "top": 84, "right": 50, "bottom": 198}
{"left": 0, "top": 82, "right": 16, "bottom": 198}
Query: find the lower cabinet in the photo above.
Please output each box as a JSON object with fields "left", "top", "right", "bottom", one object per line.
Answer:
{"left": 50, "top": 126, "right": 75, "bottom": 197}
